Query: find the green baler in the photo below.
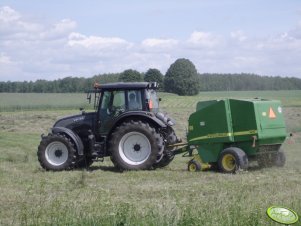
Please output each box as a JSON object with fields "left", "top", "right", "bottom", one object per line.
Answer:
{"left": 184, "top": 98, "right": 287, "bottom": 173}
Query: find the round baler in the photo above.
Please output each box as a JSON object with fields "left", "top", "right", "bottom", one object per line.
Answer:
{"left": 178, "top": 98, "right": 287, "bottom": 173}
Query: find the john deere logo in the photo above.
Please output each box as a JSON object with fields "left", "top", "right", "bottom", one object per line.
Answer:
{"left": 267, "top": 206, "right": 299, "bottom": 225}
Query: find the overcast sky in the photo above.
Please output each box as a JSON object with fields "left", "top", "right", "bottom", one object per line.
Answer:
{"left": 1, "top": 0, "right": 301, "bottom": 81}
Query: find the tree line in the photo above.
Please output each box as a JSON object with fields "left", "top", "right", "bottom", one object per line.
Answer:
{"left": 1, "top": 58, "right": 301, "bottom": 95}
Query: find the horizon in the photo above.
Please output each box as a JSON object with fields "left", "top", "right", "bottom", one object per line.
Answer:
{"left": 1, "top": 71, "right": 301, "bottom": 84}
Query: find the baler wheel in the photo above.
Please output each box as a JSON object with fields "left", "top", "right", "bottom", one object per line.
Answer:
{"left": 188, "top": 160, "right": 201, "bottom": 172}
{"left": 218, "top": 147, "right": 249, "bottom": 173}
{"left": 221, "top": 154, "right": 236, "bottom": 171}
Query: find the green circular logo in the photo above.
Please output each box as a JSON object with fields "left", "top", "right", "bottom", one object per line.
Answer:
{"left": 267, "top": 206, "right": 299, "bottom": 225}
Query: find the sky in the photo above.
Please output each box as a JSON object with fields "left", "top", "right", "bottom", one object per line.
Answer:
{"left": 0, "top": 0, "right": 301, "bottom": 81}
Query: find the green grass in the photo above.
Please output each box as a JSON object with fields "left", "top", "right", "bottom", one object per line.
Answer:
{"left": 1, "top": 90, "right": 301, "bottom": 112}
{"left": 0, "top": 93, "right": 91, "bottom": 112}
{"left": 0, "top": 91, "right": 301, "bottom": 225}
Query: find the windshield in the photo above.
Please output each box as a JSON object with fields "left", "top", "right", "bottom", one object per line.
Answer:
{"left": 146, "top": 89, "right": 159, "bottom": 113}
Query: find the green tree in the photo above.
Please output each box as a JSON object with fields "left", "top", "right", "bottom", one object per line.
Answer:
{"left": 144, "top": 68, "right": 164, "bottom": 90}
{"left": 119, "top": 69, "right": 143, "bottom": 82}
{"left": 164, "top": 58, "right": 199, "bottom": 96}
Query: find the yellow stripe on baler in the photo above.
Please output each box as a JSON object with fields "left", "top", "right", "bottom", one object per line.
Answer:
{"left": 189, "top": 130, "right": 257, "bottom": 142}
{"left": 233, "top": 130, "right": 257, "bottom": 136}
{"left": 189, "top": 133, "right": 232, "bottom": 142}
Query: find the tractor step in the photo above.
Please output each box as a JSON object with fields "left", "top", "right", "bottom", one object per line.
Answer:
{"left": 92, "top": 157, "right": 104, "bottom": 162}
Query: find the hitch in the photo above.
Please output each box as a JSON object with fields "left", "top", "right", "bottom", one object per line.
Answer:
{"left": 168, "top": 142, "right": 189, "bottom": 156}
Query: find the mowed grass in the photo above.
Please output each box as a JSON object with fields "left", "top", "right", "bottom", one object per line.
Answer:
{"left": 0, "top": 91, "right": 301, "bottom": 225}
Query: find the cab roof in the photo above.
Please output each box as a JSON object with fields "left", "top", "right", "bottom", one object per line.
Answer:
{"left": 94, "top": 82, "right": 158, "bottom": 90}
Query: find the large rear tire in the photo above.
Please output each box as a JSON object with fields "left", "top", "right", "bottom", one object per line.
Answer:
{"left": 154, "top": 128, "right": 177, "bottom": 168}
{"left": 109, "top": 120, "right": 163, "bottom": 170}
{"left": 37, "top": 134, "right": 77, "bottom": 171}
{"left": 218, "top": 147, "right": 249, "bottom": 173}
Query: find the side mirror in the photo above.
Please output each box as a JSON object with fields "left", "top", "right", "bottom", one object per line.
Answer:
{"left": 159, "top": 98, "right": 162, "bottom": 102}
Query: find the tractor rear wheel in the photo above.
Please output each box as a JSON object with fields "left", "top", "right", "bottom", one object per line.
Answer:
{"left": 154, "top": 128, "right": 177, "bottom": 168}
{"left": 218, "top": 147, "right": 249, "bottom": 173}
{"left": 109, "top": 120, "right": 163, "bottom": 170}
{"left": 37, "top": 134, "right": 77, "bottom": 171}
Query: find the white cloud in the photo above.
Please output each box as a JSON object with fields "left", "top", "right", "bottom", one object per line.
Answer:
{"left": 0, "top": 7, "right": 42, "bottom": 40}
{"left": 142, "top": 38, "right": 178, "bottom": 48}
{"left": 0, "top": 6, "right": 20, "bottom": 22}
{"left": 187, "top": 31, "right": 221, "bottom": 48}
{"left": 0, "top": 52, "right": 12, "bottom": 64}
{"left": 68, "top": 32, "right": 132, "bottom": 50}
{"left": 288, "top": 20, "right": 301, "bottom": 39}
{"left": 230, "top": 30, "right": 247, "bottom": 42}
{"left": 41, "top": 19, "right": 77, "bottom": 40}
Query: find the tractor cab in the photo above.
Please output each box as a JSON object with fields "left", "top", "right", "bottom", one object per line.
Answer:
{"left": 89, "top": 82, "right": 159, "bottom": 111}
{"left": 88, "top": 82, "right": 162, "bottom": 135}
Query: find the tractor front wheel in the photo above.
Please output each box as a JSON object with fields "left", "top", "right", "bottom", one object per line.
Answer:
{"left": 37, "top": 134, "right": 77, "bottom": 171}
{"left": 109, "top": 120, "right": 163, "bottom": 170}
{"left": 218, "top": 147, "right": 249, "bottom": 173}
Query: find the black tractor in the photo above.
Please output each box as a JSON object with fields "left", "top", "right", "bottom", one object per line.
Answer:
{"left": 37, "top": 82, "right": 178, "bottom": 171}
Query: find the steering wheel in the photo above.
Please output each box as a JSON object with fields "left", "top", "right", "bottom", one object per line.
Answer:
{"left": 107, "top": 106, "right": 125, "bottom": 116}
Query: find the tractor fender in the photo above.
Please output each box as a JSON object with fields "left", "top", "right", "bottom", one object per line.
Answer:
{"left": 52, "top": 127, "right": 84, "bottom": 155}
{"left": 109, "top": 112, "right": 166, "bottom": 134}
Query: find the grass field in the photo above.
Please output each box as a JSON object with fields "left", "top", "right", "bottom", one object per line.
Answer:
{"left": 0, "top": 91, "right": 301, "bottom": 225}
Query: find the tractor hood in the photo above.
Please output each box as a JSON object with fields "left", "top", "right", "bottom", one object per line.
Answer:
{"left": 53, "top": 112, "right": 96, "bottom": 131}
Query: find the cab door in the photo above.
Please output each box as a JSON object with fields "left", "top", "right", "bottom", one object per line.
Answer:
{"left": 98, "top": 90, "right": 126, "bottom": 135}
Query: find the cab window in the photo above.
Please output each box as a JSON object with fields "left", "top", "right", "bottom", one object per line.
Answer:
{"left": 127, "top": 90, "right": 142, "bottom": 110}
{"left": 100, "top": 90, "right": 125, "bottom": 117}
{"left": 101, "top": 91, "right": 111, "bottom": 109}
{"left": 112, "top": 91, "right": 125, "bottom": 109}
{"left": 146, "top": 89, "right": 159, "bottom": 112}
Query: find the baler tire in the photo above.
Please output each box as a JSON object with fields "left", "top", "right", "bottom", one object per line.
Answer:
{"left": 37, "top": 134, "right": 77, "bottom": 171}
{"left": 218, "top": 147, "right": 249, "bottom": 173}
{"left": 188, "top": 160, "right": 201, "bottom": 172}
{"left": 109, "top": 120, "right": 163, "bottom": 170}
{"left": 274, "top": 151, "right": 286, "bottom": 167}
